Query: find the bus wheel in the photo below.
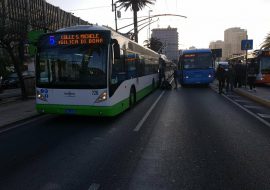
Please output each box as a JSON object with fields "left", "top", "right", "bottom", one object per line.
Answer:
{"left": 129, "top": 87, "right": 136, "bottom": 108}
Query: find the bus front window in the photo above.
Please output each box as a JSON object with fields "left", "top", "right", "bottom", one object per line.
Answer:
{"left": 182, "top": 53, "right": 213, "bottom": 69}
{"left": 261, "top": 57, "right": 270, "bottom": 74}
{"left": 37, "top": 45, "right": 107, "bottom": 89}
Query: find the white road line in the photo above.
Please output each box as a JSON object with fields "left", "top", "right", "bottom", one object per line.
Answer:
{"left": 0, "top": 114, "right": 53, "bottom": 134}
{"left": 257, "top": 113, "right": 270, "bottom": 119}
{"left": 88, "top": 183, "right": 100, "bottom": 190}
{"left": 134, "top": 91, "right": 165, "bottom": 132}
{"left": 235, "top": 99, "right": 250, "bottom": 103}
{"left": 243, "top": 105, "right": 262, "bottom": 109}
{"left": 222, "top": 94, "right": 270, "bottom": 128}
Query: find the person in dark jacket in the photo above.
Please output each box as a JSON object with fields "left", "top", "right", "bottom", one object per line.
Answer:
{"left": 216, "top": 64, "right": 226, "bottom": 94}
{"left": 247, "top": 59, "right": 258, "bottom": 91}
{"left": 226, "top": 64, "right": 235, "bottom": 92}
{"left": 235, "top": 60, "right": 243, "bottom": 88}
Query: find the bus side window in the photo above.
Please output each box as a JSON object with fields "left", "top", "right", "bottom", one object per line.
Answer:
{"left": 110, "top": 49, "right": 125, "bottom": 97}
{"left": 126, "top": 52, "right": 137, "bottom": 78}
{"left": 112, "top": 49, "right": 125, "bottom": 83}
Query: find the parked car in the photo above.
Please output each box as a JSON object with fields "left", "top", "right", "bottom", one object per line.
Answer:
{"left": 2, "top": 71, "right": 35, "bottom": 88}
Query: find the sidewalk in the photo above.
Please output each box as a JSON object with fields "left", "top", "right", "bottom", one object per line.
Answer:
{"left": 211, "top": 80, "right": 270, "bottom": 108}
{"left": 234, "top": 86, "right": 270, "bottom": 108}
{"left": 0, "top": 97, "right": 39, "bottom": 128}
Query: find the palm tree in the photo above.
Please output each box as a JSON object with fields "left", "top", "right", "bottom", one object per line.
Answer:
{"left": 116, "top": 0, "right": 155, "bottom": 43}
{"left": 144, "top": 37, "right": 163, "bottom": 52}
{"left": 261, "top": 32, "right": 270, "bottom": 50}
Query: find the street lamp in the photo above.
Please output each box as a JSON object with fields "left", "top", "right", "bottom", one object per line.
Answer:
{"left": 112, "top": 0, "right": 121, "bottom": 32}
{"left": 148, "top": 10, "right": 153, "bottom": 39}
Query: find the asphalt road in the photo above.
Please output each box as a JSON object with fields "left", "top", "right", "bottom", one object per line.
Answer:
{"left": 1, "top": 87, "right": 270, "bottom": 190}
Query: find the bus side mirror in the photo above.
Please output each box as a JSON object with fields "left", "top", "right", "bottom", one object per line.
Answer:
{"left": 111, "top": 39, "right": 120, "bottom": 59}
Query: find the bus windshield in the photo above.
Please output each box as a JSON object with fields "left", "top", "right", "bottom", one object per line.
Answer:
{"left": 37, "top": 45, "right": 108, "bottom": 89}
{"left": 182, "top": 53, "right": 213, "bottom": 69}
{"left": 261, "top": 57, "right": 270, "bottom": 74}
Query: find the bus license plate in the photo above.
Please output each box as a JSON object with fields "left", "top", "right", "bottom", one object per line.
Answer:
{"left": 65, "top": 109, "right": 76, "bottom": 114}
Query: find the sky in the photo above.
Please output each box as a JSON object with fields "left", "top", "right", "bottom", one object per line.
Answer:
{"left": 46, "top": 0, "right": 270, "bottom": 50}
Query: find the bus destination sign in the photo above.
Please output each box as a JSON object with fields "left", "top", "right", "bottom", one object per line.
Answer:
{"left": 51, "top": 33, "right": 104, "bottom": 46}
{"left": 184, "top": 54, "right": 195, "bottom": 58}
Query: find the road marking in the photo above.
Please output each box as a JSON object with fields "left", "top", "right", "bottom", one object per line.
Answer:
{"left": 222, "top": 94, "right": 270, "bottom": 128}
{"left": 243, "top": 105, "right": 262, "bottom": 109}
{"left": 88, "top": 183, "right": 100, "bottom": 190}
{"left": 0, "top": 114, "right": 53, "bottom": 134}
{"left": 257, "top": 113, "right": 270, "bottom": 119}
{"left": 134, "top": 91, "right": 165, "bottom": 132}
{"left": 235, "top": 99, "right": 250, "bottom": 103}
{"left": 227, "top": 95, "right": 241, "bottom": 98}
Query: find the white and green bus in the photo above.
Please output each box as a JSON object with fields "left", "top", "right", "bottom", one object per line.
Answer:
{"left": 36, "top": 25, "right": 160, "bottom": 116}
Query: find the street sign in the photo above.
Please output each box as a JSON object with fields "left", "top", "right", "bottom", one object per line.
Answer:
{"left": 241, "top": 39, "right": 253, "bottom": 50}
{"left": 27, "top": 30, "right": 44, "bottom": 44}
{"left": 27, "top": 30, "right": 44, "bottom": 57}
{"left": 211, "top": 48, "right": 222, "bottom": 58}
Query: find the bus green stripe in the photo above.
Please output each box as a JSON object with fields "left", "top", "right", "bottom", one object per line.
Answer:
{"left": 36, "top": 98, "right": 130, "bottom": 117}
{"left": 36, "top": 83, "right": 156, "bottom": 116}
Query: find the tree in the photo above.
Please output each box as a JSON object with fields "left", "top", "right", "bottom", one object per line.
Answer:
{"left": 116, "top": 0, "right": 155, "bottom": 43}
{"left": 0, "top": 1, "right": 28, "bottom": 99}
{"left": 0, "top": 0, "right": 89, "bottom": 99}
{"left": 261, "top": 32, "right": 270, "bottom": 50}
{"left": 144, "top": 37, "right": 163, "bottom": 52}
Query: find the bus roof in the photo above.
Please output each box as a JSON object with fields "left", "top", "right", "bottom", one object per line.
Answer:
{"left": 182, "top": 49, "right": 212, "bottom": 54}
{"left": 56, "top": 25, "right": 110, "bottom": 32}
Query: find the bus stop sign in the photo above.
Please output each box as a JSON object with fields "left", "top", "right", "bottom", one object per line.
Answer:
{"left": 241, "top": 40, "right": 253, "bottom": 50}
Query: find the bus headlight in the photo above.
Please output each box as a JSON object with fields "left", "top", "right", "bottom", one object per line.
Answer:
{"left": 95, "top": 91, "right": 107, "bottom": 103}
{"left": 208, "top": 74, "right": 212, "bottom": 78}
{"left": 36, "top": 90, "right": 47, "bottom": 102}
{"left": 185, "top": 76, "right": 189, "bottom": 79}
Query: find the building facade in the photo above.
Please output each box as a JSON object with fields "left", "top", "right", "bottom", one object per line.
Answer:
{"left": 151, "top": 26, "right": 179, "bottom": 61}
{"left": 209, "top": 27, "right": 247, "bottom": 60}
{"left": 224, "top": 27, "right": 247, "bottom": 59}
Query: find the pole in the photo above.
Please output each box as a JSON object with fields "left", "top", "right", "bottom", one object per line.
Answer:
{"left": 114, "top": 4, "right": 117, "bottom": 32}
{"left": 148, "top": 10, "right": 152, "bottom": 39}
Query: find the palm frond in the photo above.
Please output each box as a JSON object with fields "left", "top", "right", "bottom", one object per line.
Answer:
{"left": 261, "top": 32, "right": 270, "bottom": 50}
{"left": 116, "top": 0, "right": 155, "bottom": 11}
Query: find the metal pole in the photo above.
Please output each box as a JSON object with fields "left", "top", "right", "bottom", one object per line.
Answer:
{"left": 114, "top": 4, "right": 117, "bottom": 32}
{"left": 148, "top": 10, "right": 151, "bottom": 39}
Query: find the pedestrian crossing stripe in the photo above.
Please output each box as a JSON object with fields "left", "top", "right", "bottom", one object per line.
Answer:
{"left": 257, "top": 113, "right": 270, "bottom": 119}
{"left": 243, "top": 105, "right": 262, "bottom": 109}
{"left": 235, "top": 99, "right": 250, "bottom": 103}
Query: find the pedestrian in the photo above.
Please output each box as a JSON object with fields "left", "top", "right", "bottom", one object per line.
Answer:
{"left": 235, "top": 60, "right": 243, "bottom": 88}
{"left": 247, "top": 59, "right": 257, "bottom": 91}
{"left": 216, "top": 64, "right": 226, "bottom": 94}
{"left": 226, "top": 64, "right": 235, "bottom": 93}
{"left": 173, "top": 68, "right": 178, "bottom": 89}
{"left": 158, "top": 58, "right": 165, "bottom": 87}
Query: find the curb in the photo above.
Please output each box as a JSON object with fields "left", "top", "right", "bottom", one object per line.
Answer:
{"left": 234, "top": 88, "right": 270, "bottom": 108}
{"left": 0, "top": 113, "right": 43, "bottom": 132}
{"left": 0, "top": 96, "right": 22, "bottom": 105}
{"left": 0, "top": 96, "right": 35, "bottom": 106}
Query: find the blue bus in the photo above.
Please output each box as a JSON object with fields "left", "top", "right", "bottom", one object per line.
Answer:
{"left": 177, "top": 49, "right": 215, "bottom": 86}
